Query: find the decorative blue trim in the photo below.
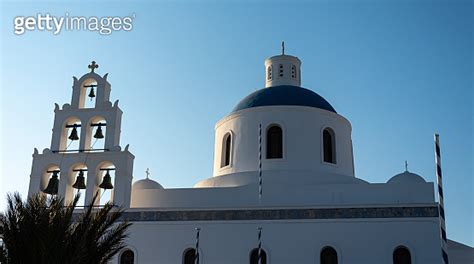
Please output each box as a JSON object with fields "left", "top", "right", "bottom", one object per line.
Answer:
{"left": 119, "top": 206, "right": 438, "bottom": 222}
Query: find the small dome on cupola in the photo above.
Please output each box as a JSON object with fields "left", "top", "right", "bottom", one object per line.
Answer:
{"left": 132, "top": 168, "right": 163, "bottom": 190}
{"left": 388, "top": 162, "right": 426, "bottom": 184}
{"left": 133, "top": 178, "right": 163, "bottom": 190}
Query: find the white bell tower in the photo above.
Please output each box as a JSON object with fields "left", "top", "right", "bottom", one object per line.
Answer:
{"left": 28, "top": 61, "right": 134, "bottom": 208}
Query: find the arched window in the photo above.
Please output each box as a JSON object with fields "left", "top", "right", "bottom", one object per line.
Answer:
{"left": 267, "top": 66, "right": 272, "bottom": 80}
{"left": 221, "top": 133, "right": 232, "bottom": 167}
{"left": 63, "top": 118, "right": 82, "bottom": 153}
{"left": 291, "top": 65, "right": 296, "bottom": 79}
{"left": 120, "top": 249, "right": 134, "bottom": 264}
{"left": 393, "top": 246, "right": 411, "bottom": 264}
{"left": 250, "top": 248, "right": 267, "bottom": 264}
{"left": 183, "top": 248, "right": 197, "bottom": 264}
{"left": 320, "top": 246, "right": 338, "bottom": 264}
{"left": 88, "top": 116, "right": 107, "bottom": 150}
{"left": 323, "top": 128, "right": 336, "bottom": 164}
{"left": 80, "top": 79, "right": 98, "bottom": 109}
{"left": 266, "top": 125, "right": 283, "bottom": 159}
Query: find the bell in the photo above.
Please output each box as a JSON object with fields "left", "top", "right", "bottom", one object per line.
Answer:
{"left": 68, "top": 126, "right": 79, "bottom": 141}
{"left": 93, "top": 125, "right": 104, "bottom": 139}
{"left": 43, "top": 171, "right": 59, "bottom": 195}
{"left": 99, "top": 170, "right": 113, "bottom": 189}
{"left": 88, "top": 87, "right": 95, "bottom": 100}
{"left": 72, "top": 170, "right": 86, "bottom": 189}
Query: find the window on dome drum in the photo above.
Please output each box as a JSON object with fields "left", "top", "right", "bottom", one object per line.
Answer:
{"left": 267, "top": 66, "right": 272, "bottom": 80}
{"left": 221, "top": 133, "right": 232, "bottom": 167}
{"left": 320, "top": 246, "right": 338, "bottom": 264}
{"left": 323, "top": 128, "right": 336, "bottom": 164}
{"left": 250, "top": 248, "right": 267, "bottom": 264}
{"left": 120, "top": 249, "right": 134, "bottom": 264}
{"left": 266, "top": 125, "right": 283, "bottom": 159}
{"left": 183, "top": 248, "right": 197, "bottom": 264}
{"left": 393, "top": 246, "right": 411, "bottom": 264}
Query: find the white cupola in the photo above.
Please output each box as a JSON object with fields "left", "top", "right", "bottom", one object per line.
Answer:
{"left": 264, "top": 42, "right": 302, "bottom": 87}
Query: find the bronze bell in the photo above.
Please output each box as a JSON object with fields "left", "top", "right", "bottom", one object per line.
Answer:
{"left": 72, "top": 170, "right": 86, "bottom": 189}
{"left": 93, "top": 125, "right": 104, "bottom": 139}
{"left": 43, "top": 171, "right": 59, "bottom": 195}
{"left": 88, "top": 87, "right": 95, "bottom": 100}
{"left": 68, "top": 125, "right": 79, "bottom": 141}
{"left": 99, "top": 170, "right": 113, "bottom": 189}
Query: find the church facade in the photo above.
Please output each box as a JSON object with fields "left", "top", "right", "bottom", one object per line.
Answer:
{"left": 27, "top": 50, "right": 471, "bottom": 264}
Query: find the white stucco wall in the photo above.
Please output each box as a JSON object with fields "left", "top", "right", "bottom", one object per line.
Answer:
{"left": 131, "top": 169, "right": 435, "bottom": 209}
{"left": 111, "top": 218, "right": 442, "bottom": 264}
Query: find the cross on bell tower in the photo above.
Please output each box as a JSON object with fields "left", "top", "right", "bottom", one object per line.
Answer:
{"left": 28, "top": 62, "right": 135, "bottom": 209}
{"left": 88, "top": 61, "right": 99, "bottom": 73}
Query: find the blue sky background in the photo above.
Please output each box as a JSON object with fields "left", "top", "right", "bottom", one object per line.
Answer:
{"left": 1, "top": 0, "right": 472, "bottom": 246}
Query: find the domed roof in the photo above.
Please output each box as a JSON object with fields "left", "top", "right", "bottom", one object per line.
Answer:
{"left": 232, "top": 85, "right": 336, "bottom": 113}
{"left": 132, "top": 178, "right": 164, "bottom": 190}
{"left": 388, "top": 171, "right": 426, "bottom": 184}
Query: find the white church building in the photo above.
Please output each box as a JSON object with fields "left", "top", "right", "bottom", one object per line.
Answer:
{"left": 27, "top": 49, "right": 473, "bottom": 264}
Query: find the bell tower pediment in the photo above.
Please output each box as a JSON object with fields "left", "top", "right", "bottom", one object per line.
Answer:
{"left": 72, "top": 63, "right": 112, "bottom": 110}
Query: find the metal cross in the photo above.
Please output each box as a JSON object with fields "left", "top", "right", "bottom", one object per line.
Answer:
{"left": 145, "top": 168, "right": 150, "bottom": 179}
{"left": 281, "top": 41, "right": 285, "bottom": 55}
{"left": 88, "top": 61, "right": 99, "bottom": 73}
{"left": 405, "top": 160, "right": 408, "bottom": 171}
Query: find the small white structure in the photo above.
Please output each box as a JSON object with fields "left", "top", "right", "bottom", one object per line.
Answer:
{"left": 28, "top": 50, "right": 473, "bottom": 264}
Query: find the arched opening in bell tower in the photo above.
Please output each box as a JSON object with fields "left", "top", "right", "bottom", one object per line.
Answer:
{"left": 95, "top": 161, "right": 116, "bottom": 206}
{"left": 41, "top": 164, "right": 60, "bottom": 196}
{"left": 88, "top": 116, "right": 107, "bottom": 151}
{"left": 80, "top": 78, "right": 98, "bottom": 109}
{"left": 71, "top": 163, "right": 88, "bottom": 207}
{"left": 61, "top": 117, "right": 82, "bottom": 153}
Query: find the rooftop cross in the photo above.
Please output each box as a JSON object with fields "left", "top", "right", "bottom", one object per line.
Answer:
{"left": 281, "top": 41, "right": 285, "bottom": 55}
{"left": 145, "top": 168, "right": 150, "bottom": 179}
{"left": 405, "top": 160, "right": 408, "bottom": 171}
{"left": 88, "top": 61, "right": 99, "bottom": 73}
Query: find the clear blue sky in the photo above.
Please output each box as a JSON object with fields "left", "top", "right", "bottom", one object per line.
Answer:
{"left": 1, "top": 0, "right": 472, "bottom": 246}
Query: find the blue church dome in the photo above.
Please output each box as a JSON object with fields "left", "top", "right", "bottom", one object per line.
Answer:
{"left": 232, "top": 85, "right": 336, "bottom": 113}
